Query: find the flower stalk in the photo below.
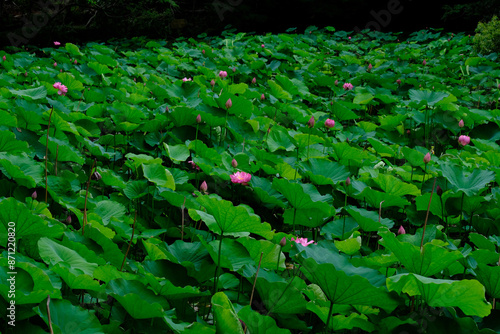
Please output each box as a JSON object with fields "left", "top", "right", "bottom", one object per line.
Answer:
{"left": 45, "top": 107, "right": 54, "bottom": 203}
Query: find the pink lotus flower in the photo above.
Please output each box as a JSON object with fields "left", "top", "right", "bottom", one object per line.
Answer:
{"left": 251, "top": 77, "right": 256, "bottom": 84}
{"left": 53, "top": 82, "right": 67, "bottom": 96}
{"left": 343, "top": 83, "right": 353, "bottom": 90}
{"left": 325, "top": 118, "right": 335, "bottom": 129}
{"left": 200, "top": 181, "right": 208, "bottom": 193}
{"left": 397, "top": 226, "right": 406, "bottom": 235}
{"left": 307, "top": 116, "right": 315, "bottom": 128}
{"left": 182, "top": 77, "right": 192, "bottom": 82}
{"left": 219, "top": 70, "right": 227, "bottom": 79}
{"left": 423, "top": 152, "right": 431, "bottom": 164}
{"left": 458, "top": 119, "right": 464, "bottom": 128}
{"left": 291, "top": 237, "right": 315, "bottom": 247}
{"left": 458, "top": 135, "right": 470, "bottom": 146}
{"left": 225, "top": 98, "right": 232, "bottom": 109}
{"left": 54, "top": 41, "right": 60, "bottom": 46}
{"left": 230, "top": 171, "right": 252, "bottom": 185}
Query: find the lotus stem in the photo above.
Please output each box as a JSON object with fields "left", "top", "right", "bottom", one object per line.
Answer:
{"left": 213, "top": 232, "right": 224, "bottom": 294}
{"left": 325, "top": 300, "right": 334, "bottom": 333}
{"left": 45, "top": 106, "right": 54, "bottom": 203}
{"left": 55, "top": 144, "right": 59, "bottom": 176}
{"left": 181, "top": 197, "right": 186, "bottom": 241}
{"left": 120, "top": 210, "right": 137, "bottom": 271}
{"left": 422, "top": 164, "right": 427, "bottom": 188}
{"left": 47, "top": 295, "right": 54, "bottom": 334}
{"left": 439, "top": 194, "right": 446, "bottom": 234}
{"left": 306, "top": 129, "right": 311, "bottom": 160}
{"left": 82, "top": 158, "right": 96, "bottom": 235}
{"left": 420, "top": 178, "right": 436, "bottom": 251}
{"left": 248, "top": 252, "right": 264, "bottom": 309}
{"left": 378, "top": 200, "right": 385, "bottom": 250}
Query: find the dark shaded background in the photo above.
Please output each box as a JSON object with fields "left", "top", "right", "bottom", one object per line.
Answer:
{"left": 0, "top": 0, "right": 498, "bottom": 47}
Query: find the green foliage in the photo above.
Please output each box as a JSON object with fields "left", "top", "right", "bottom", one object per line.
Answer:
{"left": 1, "top": 27, "right": 500, "bottom": 333}
{"left": 473, "top": 15, "right": 500, "bottom": 54}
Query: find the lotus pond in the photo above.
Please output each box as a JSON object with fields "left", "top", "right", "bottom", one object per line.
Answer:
{"left": 1, "top": 27, "right": 500, "bottom": 333}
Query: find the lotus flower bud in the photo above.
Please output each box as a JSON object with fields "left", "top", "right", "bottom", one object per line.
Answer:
{"left": 65, "top": 215, "right": 72, "bottom": 224}
{"left": 423, "top": 59, "right": 427, "bottom": 66}
{"left": 436, "top": 185, "right": 443, "bottom": 196}
{"left": 24, "top": 71, "right": 28, "bottom": 77}
{"left": 200, "top": 181, "right": 208, "bottom": 193}
{"left": 261, "top": 44, "right": 265, "bottom": 48}
{"left": 218, "top": 70, "right": 227, "bottom": 79}
{"left": 396, "top": 79, "right": 401, "bottom": 85}
{"left": 231, "top": 158, "right": 238, "bottom": 168}
{"left": 261, "top": 93, "right": 265, "bottom": 100}
{"left": 397, "top": 225, "right": 406, "bottom": 235}
{"left": 2, "top": 55, "right": 6, "bottom": 61}
{"left": 334, "top": 79, "right": 339, "bottom": 86}
{"left": 202, "top": 49, "right": 205, "bottom": 54}
{"left": 225, "top": 98, "right": 232, "bottom": 109}
{"left": 458, "top": 119, "right": 464, "bottom": 128}
{"left": 423, "top": 152, "right": 431, "bottom": 164}
{"left": 232, "top": 67, "right": 236, "bottom": 72}
{"left": 54, "top": 62, "right": 57, "bottom": 67}
{"left": 324, "top": 119, "right": 335, "bottom": 129}
{"left": 348, "top": 36, "right": 351, "bottom": 40}
{"left": 210, "top": 79, "right": 215, "bottom": 87}
{"left": 368, "top": 63, "right": 372, "bottom": 71}
{"left": 32, "top": 191, "right": 37, "bottom": 200}
{"left": 196, "top": 114, "right": 201, "bottom": 124}
{"left": 307, "top": 116, "right": 315, "bottom": 128}
{"left": 251, "top": 77, "right": 256, "bottom": 84}
{"left": 279, "top": 237, "right": 286, "bottom": 247}
{"left": 346, "top": 177, "right": 351, "bottom": 186}
{"left": 74, "top": 59, "right": 77, "bottom": 64}
{"left": 165, "top": 106, "right": 169, "bottom": 112}
{"left": 458, "top": 135, "right": 470, "bottom": 146}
